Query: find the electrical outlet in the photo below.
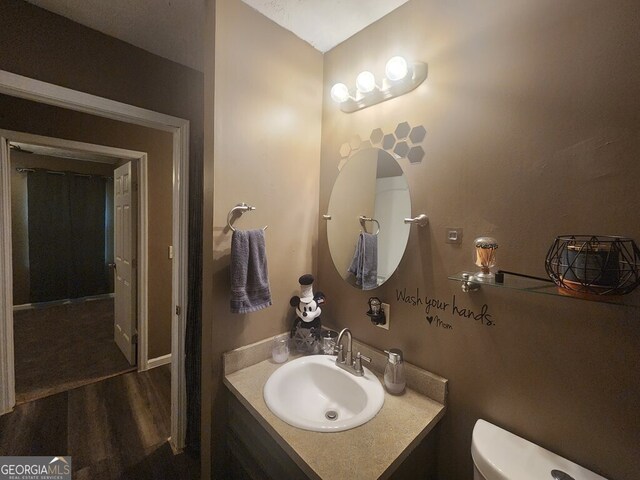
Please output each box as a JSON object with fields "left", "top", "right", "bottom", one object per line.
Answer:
{"left": 376, "top": 303, "right": 390, "bottom": 330}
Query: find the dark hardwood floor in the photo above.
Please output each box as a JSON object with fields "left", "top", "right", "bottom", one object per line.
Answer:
{"left": 0, "top": 366, "right": 199, "bottom": 479}
{"left": 13, "top": 298, "right": 136, "bottom": 403}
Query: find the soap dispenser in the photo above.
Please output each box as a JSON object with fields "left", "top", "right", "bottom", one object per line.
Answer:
{"left": 384, "top": 349, "right": 406, "bottom": 395}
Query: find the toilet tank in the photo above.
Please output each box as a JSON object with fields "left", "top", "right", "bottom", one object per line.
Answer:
{"left": 471, "top": 419, "right": 608, "bottom": 480}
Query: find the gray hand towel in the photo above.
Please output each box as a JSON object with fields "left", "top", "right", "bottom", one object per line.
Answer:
{"left": 347, "top": 232, "right": 378, "bottom": 289}
{"left": 230, "top": 229, "right": 272, "bottom": 314}
{"left": 347, "top": 233, "right": 363, "bottom": 281}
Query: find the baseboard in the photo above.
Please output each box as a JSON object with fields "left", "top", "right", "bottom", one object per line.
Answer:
{"left": 147, "top": 353, "right": 172, "bottom": 370}
{"left": 13, "top": 293, "right": 115, "bottom": 311}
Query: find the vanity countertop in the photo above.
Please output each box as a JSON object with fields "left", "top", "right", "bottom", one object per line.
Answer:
{"left": 223, "top": 336, "right": 447, "bottom": 480}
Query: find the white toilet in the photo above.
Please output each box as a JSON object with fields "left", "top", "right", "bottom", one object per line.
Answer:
{"left": 472, "top": 419, "right": 608, "bottom": 480}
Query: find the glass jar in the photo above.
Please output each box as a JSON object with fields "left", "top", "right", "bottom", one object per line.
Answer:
{"left": 473, "top": 236, "right": 498, "bottom": 281}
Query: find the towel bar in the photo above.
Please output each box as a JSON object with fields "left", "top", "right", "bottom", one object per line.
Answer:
{"left": 227, "top": 203, "right": 268, "bottom": 232}
{"left": 404, "top": 214, "right": 429, "bottom": 227}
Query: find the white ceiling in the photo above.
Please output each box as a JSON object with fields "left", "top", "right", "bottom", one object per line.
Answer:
{"left": 240, "top": 0, "right": 409, "bottom": 53}
{"left": 25, "top": 0, "right": 409, "bottom": 72}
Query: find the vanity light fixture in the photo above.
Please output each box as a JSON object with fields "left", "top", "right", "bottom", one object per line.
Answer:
{"left": 330, "top": 56, "right": 428, "bottom": 113}
{"left": 330, "top": 83, "right": 350, "bottom": 103}
{"left": 385, "top": 56, "right": 409, "bottom": 82}
{"left": 355, "top": 71, "right": 376, "bottom": 94}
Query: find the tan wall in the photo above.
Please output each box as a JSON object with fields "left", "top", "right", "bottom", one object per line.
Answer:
{"left": 203, "top": 0, "right": 323, "bottom": 475}
{"left": 0, "top": 94, "right": 175, "bottom": 359}
{"left": 10, "top": 151, "right": 116, "bottom": 305}
{"left": 319, "top": 1, "right": 640, "bottom": 480}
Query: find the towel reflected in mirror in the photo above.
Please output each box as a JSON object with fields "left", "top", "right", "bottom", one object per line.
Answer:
{"left": 347, "top": 232, "right": 378, "bottom": 290}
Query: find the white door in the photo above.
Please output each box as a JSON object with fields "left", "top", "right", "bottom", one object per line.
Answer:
{"left": 114, "top": 161, "right": 137, "bottom": 365}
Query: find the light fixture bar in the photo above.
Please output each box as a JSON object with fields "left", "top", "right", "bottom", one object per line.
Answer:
{"left": 335, "top": 61, "right": 428, "bottom": 114}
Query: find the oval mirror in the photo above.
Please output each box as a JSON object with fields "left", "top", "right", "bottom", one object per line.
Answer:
{"left": 327, "top": 148, "right": 411, "bottom": 290}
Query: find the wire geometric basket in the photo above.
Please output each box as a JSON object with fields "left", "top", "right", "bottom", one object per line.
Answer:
{"left": 545, "top": 235, "right": 640, "bottom": 296}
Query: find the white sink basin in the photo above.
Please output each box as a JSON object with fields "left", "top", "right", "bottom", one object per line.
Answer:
{"left": 263, "top": 355, "right": 385, "bottom": 432}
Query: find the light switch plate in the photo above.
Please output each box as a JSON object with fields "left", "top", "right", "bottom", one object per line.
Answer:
{"left": 446, "top": 228, "right": 463, "bottom": 244}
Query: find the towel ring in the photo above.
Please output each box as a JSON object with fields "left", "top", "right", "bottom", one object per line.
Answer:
{"left": 227, "top": 203, "right": 268, "bottom": 232}
{"left": 359, "top": 215, "right": 380, "bottom": 236}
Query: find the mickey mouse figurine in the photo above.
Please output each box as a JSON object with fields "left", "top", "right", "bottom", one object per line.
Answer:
{"left": 290, "top": 274, "right": 326, "bottom": 354}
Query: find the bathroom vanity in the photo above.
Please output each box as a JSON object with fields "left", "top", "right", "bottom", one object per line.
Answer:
{"left": 223, "top": 336, "right": 447, "bottom": 479}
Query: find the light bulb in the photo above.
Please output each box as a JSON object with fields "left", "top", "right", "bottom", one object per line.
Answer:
{"left": 330, "top": 83, "right": 350, "bottom": 103}
{"left": 356, "top": 71, "right": 376, "bottom": 94}
{"left": 385, "top": 56, "right": 409, "bottom": 82}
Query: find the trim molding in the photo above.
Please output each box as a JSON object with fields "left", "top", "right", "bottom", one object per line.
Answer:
{"left": 0, "top": 70, "right": 180, "bottom": 132}
{"left": 147, "top": 353, "right": 172, "bottom": 370}
{"left": 13, "top": 293, "right": 115, "bottom": 312}
{"left": 137, "top": 154, "right": 150, "bottom": 373}
{"left": 0, "top": 136, "right": 15, "bottom": 415}
{"left": 171, "top": 122, "right": 190, "bottom": 451}
{"left": 0, "top": 70, "right": 189, "bottom": 450}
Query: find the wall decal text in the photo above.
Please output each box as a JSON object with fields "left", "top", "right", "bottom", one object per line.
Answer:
{"left": 396, "top": 288, "right": 495, "bottom": 328}
{"left": 426, "top": 314, "right": 454, "bottom": 330}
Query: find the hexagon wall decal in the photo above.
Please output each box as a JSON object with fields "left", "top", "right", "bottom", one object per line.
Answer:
{"left": 339, "top": 143, "right": 351, "bottom": 158}
{"left": 407, "top": 145, "right": 425, "bottom": 163}
{"left": 382, "top": 133, "right": 396, "bottom": 150}
{"left": 394, "top": 141, "right": 410, "bottom": 158}
{"left": 369, "top": 128, "right": 384, "bottom": 145}
{"left": 409, "top": 125, "right": 427, "bottom": 144}
{"left": 395, "top": 121, "right": 411, "bottom": 140}
{"left": 339, "top": 123, "right": 427, "bottom": 167}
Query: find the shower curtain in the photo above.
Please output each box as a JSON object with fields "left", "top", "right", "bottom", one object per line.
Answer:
{"left": 27, "top": 170, "right": 109, "bottom": 303}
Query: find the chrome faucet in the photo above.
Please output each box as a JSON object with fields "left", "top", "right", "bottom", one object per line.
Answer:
{"left": 335, "top": 328, "right": 353, "bottom": 366}
{"left": 334, "top": 328, "right": 371, "bottom": 376}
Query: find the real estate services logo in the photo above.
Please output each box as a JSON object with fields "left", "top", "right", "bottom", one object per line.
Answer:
{"left": 0, "top": 456, "right": 71, "bottom": 480}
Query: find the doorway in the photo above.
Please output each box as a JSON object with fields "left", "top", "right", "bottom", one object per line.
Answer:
{"left": 10, "top": 142, "right": 139, "bottom": 403}
{"left": 0, "top": 70, "right": 189, "bottom": 450}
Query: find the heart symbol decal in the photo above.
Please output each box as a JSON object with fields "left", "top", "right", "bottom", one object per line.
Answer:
{"left": 426, "top": 316, "right": 434, "bottom": 324}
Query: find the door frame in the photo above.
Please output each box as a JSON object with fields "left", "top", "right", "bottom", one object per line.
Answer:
{"left": 2, "top": 130, "right": 151, "bottom": 366}
{"left": 0, "top": 70, "right": 189, "bottom": 451}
